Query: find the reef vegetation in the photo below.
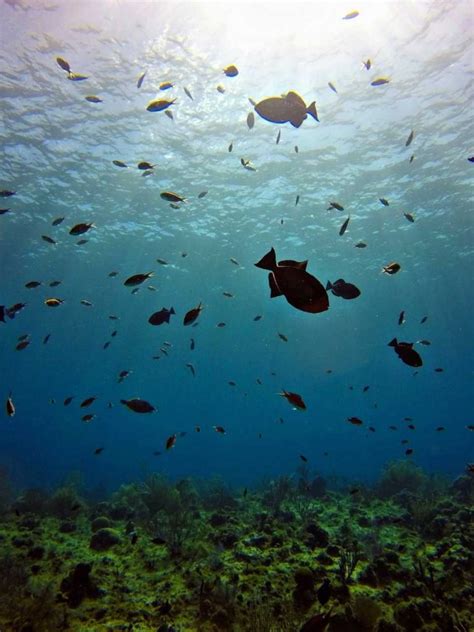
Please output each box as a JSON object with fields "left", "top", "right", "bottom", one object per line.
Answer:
{"left": 0, "top": 462, "right": 472, "bottom": 631}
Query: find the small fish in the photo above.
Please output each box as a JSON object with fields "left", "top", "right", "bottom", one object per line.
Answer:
{"left": 195, "top": 425, "right": 201, "bottom": 432}
{"left": 404, "top": 212, "right": 415, "bottom": 223}
{"left": 82, "top": 414, "right": 95, "bottom": 423}
{"left": 405, "top": 130, "right": 415, "bottom": 147}
{"left": 137, "top": 161, "right": 155, "bottom": 170}
{"left": 216, "top": 322, "right": 226, "bottom": 328}
{"left": 186, "top": 363, "right": 195, "bottom": 377}
{"left": 408, "top": 424, "right": 416, "bottom": 430}
{"left": 326, "top": 279, "right": 360, "bottom": 300}
{"left": 299, "top": 454, "right": 308, "bottom": 462}
{"left": 409, "top": 154, "right": 415, "bottom": 163}
{"left": 363, "top": 385, "right": 370, "bottom": 392}
{"left": 343, "top": 10, "right": 359, "bottom": 19}
{"left": 253, "top": 315, "right": 262, "bottom": 321}
{"left": 120, "top": 398, "right": 156, "bottom": 413}
{"left": 113, "top": 160, "right": 128, "bottom": 168}
{"left": 276, "top": 130, "right": 281, "bottom": 144}
{"left": 190, "top": 338, "right": 195, "bottom": 350}
{"left": 52, "top": 216, "right": 65, "bottom": 226}
{"left": 228, "top": 142, "right": 233, "bottom": 152}
{"left": 294, "top": 145, "right": 299, "bottom": 153}
{"left": 137, "top": 72, "right": 146, "bottom": 89}
{"left": 63, "top": 396, "right": 74, "bottom": 406}
{"left": 148, "top": 307, "right": 175, "bottom": 326}
{"left": 109, "top": 315, "right": 119, "bottom": 320}
{"left": 355, "top": 241, "right": 367, "bottom": 248}
{"left": 124, "top": 272, "right": 153, "bottom": 287}
{"left": 368, "top": 426, "right": 376, "bottom": 432}
{"left": 80, "top": 397, "right": 96, "bottom": 408}
{"left": 295, "top": 195, "right": 300, "bottom": 206}
{"left": 213, "top": 425, "right": 226, "bottom": 434}
{"left": 382, "top": 262, "right": 401, "bottom": 275}
{"left": 466, "top": 425, "right": 474, "bottom": 431}
{"left": 362, "top": 59, "right": 371, "bottom": 70}
{"left": 435, "top": 426, "right": 445, "bottom": 432}
{"left": 228, "top": 381, "right": 236, "bottom": 386}
{"left": 241, "top": 157, "right": 257, "bottom": 171}
{"left": 379, "top": 198, "right": 389, "bottom": 206}
{"left": 223, "top": 64, "right": 239, "bottom": 77}
{"left": 230, "top": 257, "right": 239, "bottom": 265}
{"left": 434, "top": 367, "right": 444, "bottom": 373}
{"left": 94, "top": 447, "right": 104, "bottom": 455}
{"left": 389, "top": 425, "right": 398, "bottom": 431}
{"left": 25, "top": 281, "right": 41, "bottom": 289}
{"left": 388, "top": 338, "right": 423, "bottom": 368}
{"left": 160, "top": 191, "right": 186, "bottom": 203}
{"left": 42, "top": 235, "right": 56, "bottom": 244}
{"left": 371, "top": 77, "right": 390, "bottom": 86}
{"left": 183, "top": 86, "right": 193, "bottom": 100}
{"left": 159, "top": 81, "right": 173, "bottom": 91}
{"left": 49, "top": 280, "right": 61, "bottom": 287}
{"left": 405, "top": 449, "right": 413, "bottom": 456}
{"left": 76, "top": 239, "right": 88, "bottom": 245}
{"left": 6, "top": 394, "right": 15, "bottom": 417}
{"left": 223, "top": 291, "right": 234, "bottom": 298}
{"left": 69, "top": 223, "right": 93, "bottom": 236}
{"left": 80, "top": 299, "right": 93, "bottom": 307}
{"left": 278, "top": 333, "right": 288, "bottom": 342}
{"left": 328, "top": 201, "right": 344, "bottom": 211}
{"left": 420, "top": 316, "right": 428, "bottom": 324}
{"left": 146, "top": 98, "right": 176, "bottom": 112}
{"left": 166, "top": 434, "right": 177, "bottom": 450}
{"left": 44, "top": 298, "right": 63, "bottom": 307}
{"left": 417, "top": 339, "right": 431, "bottom": 346}
{"left": 156, "top": 258, "right": 168, "bottom": 265}
{"left": 398, "top": 310, "right": 405, "bottom": 325}
{"left": 328, "top": 82, "right": 337, "bottom": 93}
{"left": 0, "top": 190, "right": 15, "bottom": 198}
{"left": 67, "top": 73, "right": 88, "bottom": 81}
{"left": 56, "top": 57, "right": 71, "bottom": 72}
{"left": 16, "top": 339, "right": 30, "bottom": 351}
{"left": 198, "top": 191, "right": 208, "bottom": 198}
{"left": 183, "top": 303, "right": 203, "bottom": 326}
{"left": 279, "top": 390, "right": 306, "bottom": 411}
{"left": 118, "top": 370, "right": 131, "bottom": 383}
{"left": 348, "top": 417, "right": 363, "bottom": 425}
{"left": 0, "top": 208, "right": 10, "bottom": 215}
{"left": 85, "top": 95, "right": 102, "bottom": 103}
{"left": 43, "top": 334, "right": 51, "bottom": 344}
{"left": 247, "top": 112, "right": 255, "bottom": 129}
{"left": 339, "top": 216, "right": 350, "bottom": 236}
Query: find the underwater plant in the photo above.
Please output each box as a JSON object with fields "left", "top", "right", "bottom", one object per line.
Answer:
{"left": 262, "top": 475, "right": 295, "bottom": 513}
{"left": 198, "top": 475, "right": 238, "bottom": 510}
{"left": 375, "top": 460, "right": 429, "bottom": 498}
{"left": 0, "top": 466, "right": 13, "bottom": 514}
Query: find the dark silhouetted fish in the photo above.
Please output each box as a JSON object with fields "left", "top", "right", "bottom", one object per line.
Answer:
{"left": 382, "top": 262, "right": 401, "bottom": 275}
{"left": 69, "top": 223, "right": 93, "bottom": 236}
{"left": 388, "top": 338, "right": 423, "bottom": 367}
{"left": 254, "top": 91, "right": 319, "bottom": 128}
{"left": 405, "top": 130, "right": 415, "bottom": 147}
{"left": 148, "top": 307, "right": 175, "bottom": 326}
{"left": 339, "top": 216, "right": 350, "bottom": 236}
{"left": 183, "top": 303, "right": 203, "bottom": 326}
{"left": 137, "top": 71, "right": 146, "bottom": 88}
{"left": 279, "top": 390, "right": 306, "bottom": 410}
{"left": 121, "top": 398, "right": 156, "bottom": 413}
{"left": 223, "top": 64, "right": 238, "bottom": 77}
{"left": 255, "top": 247, "right": 329, "bottom": 314}
{"left": 124, "top": 272, "right": 153, "bottom": 287}
{"left": 326, "top": 279, "right": 360, "bottom": 300}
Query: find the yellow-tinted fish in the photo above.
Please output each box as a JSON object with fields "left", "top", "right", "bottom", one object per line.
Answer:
{"left": 160, "top": 191, "right": 186, "bottom": 203}
{"left": 159, "top": 81, "right": 174, "bottom": 90}
{"left": 223, "top": 65, "right": 239, "bottom": 77}
{"left": 328, "top": 82, "right": 337, "bottom": 93}
{"left": 85, "top": 95, "right": 102, "bottom": 103}
{"left": 67, "top": 73, "right": 88, "bottom": 81}
{"left": 371, "top": 77, "right": 390, "bottom": 86}
{"left": 44, "top": 298, "right": 64, "bottom": 307}
{"left": 382, "top": 262, "right": 401, "bottom": 275}
{"left": 343, "top": 10, "right": 359, "bottom": 19}
{"left": 56, "top": 57, "right": 70, "bottom": 72}
{"left": 146, "top": 98, "right": 175, "bottom": 112}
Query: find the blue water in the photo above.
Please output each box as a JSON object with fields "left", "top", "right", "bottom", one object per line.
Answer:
{"left": 0, "top": 0, "right": 473, "bottom": 494}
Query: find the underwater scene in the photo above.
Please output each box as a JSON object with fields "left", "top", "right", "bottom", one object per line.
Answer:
{"left": 0, "top": 0, "right": 473, "bottom": 630}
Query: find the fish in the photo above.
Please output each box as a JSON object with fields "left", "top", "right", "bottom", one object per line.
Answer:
{"left": 398, "top": 310, "right": 405, "bottom": 325}
{"left": 82, "top": 414, "right": 95, "bottom": 423}
{"left": 467, "top": 425, "right": 474, "bottom": 431}
{"left": 44, "top": 298, "right": 63, "bottom": 307}
{"left": 404, "top": 212, "right": 415, "bottom": 223}
{"left": 124, "top": 272, "right": 153, "bottom": 287}
{"left": 43, "top": 334, "right": 51, "bottom": 344}
{"left": 241, "top": 158, "right": 257, "bottom": 171}
{"left": 371, "top": 77, "right": 390, "bottom": 86}
{"left": 362, "top": 59, "right": 371, "bottom": 70}
{"left": 223, "top": 292, "right": 234, "bottom": 298}
{"left": 339, "top": 216, "right": 350, "bottom": 236}
{"left": 217, "top": 85, "right": 225, "bottom": 93}
{"left": 417, "top": 339, "right": 431, "bottom": 346}
{"left": 216, "top": 322, "right": 226, "bottom": 328}
{"left": 228, "top": 142, "right": 233, "bottom": 152}
{"left": 343, "top": 10, "right": 359, "bottom": 19}
{"left": 316, "top": 579, "right": 331, "bottom": 606}
{"left": 94, "top": 447, "right": 104, "bottom": 455}
{"left": 253, "top": 315, "right": 262, "bottom": 321}
{"left": 409, "top": 154, "right": 415, "bottom": 163}
{"left": 67, "top": 73, "right": 88, "bottom": 81}
{"left": 120, "top": 398, "right": 156, "bottom": 413}
{"left": 255, "top": 247, "right": 329, "bottom": 314}
{"left": 276, "top": 130, "right": 281, "bottom": 144}
{"left": 0, "top": 190, "right": 15, "bottom": 197}
{"left": 223, "top": 64, "right": 239, "bottom": 77}
{"left": 382, "top": 262, "right": 401, "bottom": 275}
{"left": 379, "top": 198, "right": 389, "bottom": 206}
{"left": 420, "top": 316, "right": 428, "bottom": 324}
{"left": 41, "top": 235, "right": 56, "bottom": 244}
{"left": 113, "top": 160, "right": 128, "bottom": 168}
{"left": 355, "top": 241, "right": 367, "bottom": 248}
{"left": 279, "top": 390, "right": 306, "bottom": 411}
{"left": 118, "top": 370, "right": 131, "bottom": 383}
{"left": 80, "top": 299, "right": 93, "bottom": 307}
{"left": 159, "top": 81, "right": 173, "bottom": 90}
{"left": 198, "top": 191, "right": 208, "bottom": 198}
{"left": 230, "top": 257, "right": 240, "bottom": 265}
{"left": 388, "top": 338, "right": 423, "bottom": 367}
{"left": 434, "top": 368, "right": 444, "bottom": 373}
{"left": 299, "top": 454, "right": 308, "bottom": 462}
{"left": 49, "top": 280, "right": 61, "bottom": 287}
{"left": 80, "top": 397, "right": 96, "bottom": 408}
{"left": 300, "top": 608, "right": 333, "bottom": 632}
{"left": 326, "top": 279, "right": 360, "bottom": 300}
{"left": 146, "top": 98, "right": 176, "bottom": 112}
{"left": 278, "top": 333, "right": 288, "bottom": 342}
{"left": 63, "top": 396, "right": 73, "bottom": 406}
{"left": 435, "top": 426, "right": 445, "bottom": 432}
{"left": 295, "top": 145, "right": 299, "bottom": 153}
{"left": 295, "top": 195, "right": 300, "bottom": 206}
{"left": 69, "top": 223, "right": 93, "bottom": 236}
{"left": 137, "top": 161, "right": 155, "bottom": 170}
{"left": 348, "top": 417, "right": 363, "bottom": 425}
{"left": 76, "top": 239, "right": 88, "bottom": 246}
{"left": 405, "top": 130, "right": 415, "bottom": 147}
{"left": 363, "top": 385, "right": 370, "bottom": 392}
{"left": 228, "top": 381, "right": 236, "bottom": 386}
{"left": 213, "top": 425, "right": 226, "bottom": 434}
{"left": 183, "top": 87, "right": 193, "bottom": 100}
{"left": 255, "top": 91, "right": 319, "bottom": 128}
{"left": 183, "top": 303, "right": 203, "bottom": 326}
{"left": 85, "top": 95, "right": 102, "bottom": 103}
{"left": 15, "top": 340, "right": 30, "bottom": 351}
{"left": 52, "top": 217, "right": 65, "bottom": 225}
{"left": 156, "top": 259, "right": 168, "bottom": 265}
{"left": 190, "top": 338, "right": 195, "bottom": 350}
{"left": 405, "top": 449, "right": 413, "bottom": 456}
{"left": 6, "top": 394, "right": 15, "bottom": 417}
{"left": 166, "top": 434, "right": 177, "bottom": 450}
{"left": 327, "top": 201, "right": 344, "bottom": 211}
{"left": 247, "top": 112, "right": 255, "bottom": 129}
{"left": 25, "top": 281, "right": 41, "bottom": 289}
{"left": 56, "top": 57, "right": 71, "bottom": 72}
{"left": 328, "top": 82, "right": 337, "bottom": 93}
{"left": 186, "top": 363, "right": 195, "bottom": 377}
{"left": 160, "top": 191, "right": 186, "bottom": 203}
{"left": 137, "top": 71, "right": 146, "bottom": 88}
{"left": 0, "top": 208, "right": 10, "bottom": 215}
{"left": 109, "top": 315, "right": 119, "bottom": 320}
{"left": 148, "top": 307, "right": 175, "bottom": 326}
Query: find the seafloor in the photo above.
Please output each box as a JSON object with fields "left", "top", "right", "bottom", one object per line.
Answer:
{"left": 0, "top": 461, "right": 472, "bottom": 632}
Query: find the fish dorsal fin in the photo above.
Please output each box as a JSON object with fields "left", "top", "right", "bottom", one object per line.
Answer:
{"left": 278, "top": 259, "right": 308, "bottom": 270}
{"left": 334, "top": 278, "right": 345, "bottom": 284}
{"left": 269, "top": 273, "right": 283, "bottom": 298}
{"left": 285, "top": 91, "right": 306, "bottom": 108}
{"left": 388, "top": 338, "right": 398, "bottom": 347}
{"left": 255, "top": 247, "right": 277, "bottom": 271}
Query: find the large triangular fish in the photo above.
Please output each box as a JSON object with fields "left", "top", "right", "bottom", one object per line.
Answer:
{"left": 254, "top": 91, "right": 319, "bottom": 128}
{"left": 255, "top": 248, "right": 329, "bottom": 314}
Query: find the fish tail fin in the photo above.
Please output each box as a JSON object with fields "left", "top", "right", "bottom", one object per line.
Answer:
{"left": 388, "top": 338, "right": 398, "bottom": 347}
{"left": 255, "top": 247, "right": 277, "bottom": 270}
{"left": 306, "top": 101, "right": 319, "bottom": 122}
{"left": 170, "top": 307, "right": 175, "bottom": 315}
{"left": 326, "top": 281, "right": 333, "bottom": 291}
